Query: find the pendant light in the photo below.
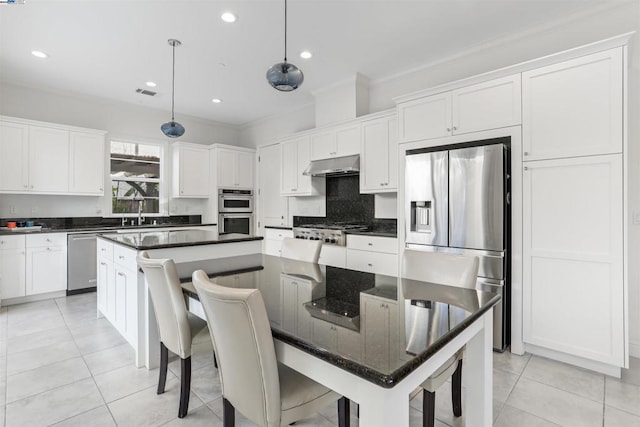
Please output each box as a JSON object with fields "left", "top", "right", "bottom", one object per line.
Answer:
{"left": 161, "top": 39, "right": 185, "bottom": 138}
{"left": 266, "top": 0, "right": 303, "bottom": 91}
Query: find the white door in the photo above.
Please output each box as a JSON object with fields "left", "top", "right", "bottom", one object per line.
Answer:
{"left": 522, "top": 154, "right": 623, "bottom": 366}
{"left": 0, "top": 121, "right": 29, "bottom": 192}
{"left": 29, "top": 126, "right": 69, "bottom": 193}
{"left": 522, "top": 47, "right": 623, "bottom": 160}
{"left": 397, "top": 93, "right": 451, "bottom": 143}
{"left": 26, "top": 245, "right": 67, "bottom": 295}
{"left": 235, "top": 151, "right": 254, "bottom": 189}
{"left": 69, "top": 131, "right": 105, "bottom": 195}
{"left": 258, "top": 144, "right": 288, "bottom": 230}
{"left": 217, "top": 149, "right": 236, "bottom": 188}
{"left": 0, "top": 248, "right": 26, "bottom": 299}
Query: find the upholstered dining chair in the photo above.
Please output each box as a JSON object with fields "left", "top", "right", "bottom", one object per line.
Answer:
{"left": 401, "top": 249, "right": 479, "bottom": 427}
{"left": 192, "top": 269, "right": 350, "bottom": 427}
{"left": 280, "top": 237, "right": 322, "bottom": 263}
{"left": 136, "top": 251, "right": 208, "bottom": 418}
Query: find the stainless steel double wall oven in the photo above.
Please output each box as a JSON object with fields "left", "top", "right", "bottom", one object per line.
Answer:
{"left": 218, "top": 188, "right": 253, "bottom": 234}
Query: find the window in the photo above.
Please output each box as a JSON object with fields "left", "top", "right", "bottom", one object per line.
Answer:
{"left": 110, "top": 140, "right": 164, "bottom": 215}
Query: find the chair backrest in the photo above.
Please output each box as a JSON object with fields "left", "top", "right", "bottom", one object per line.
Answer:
{"left": 136, "top": 251, "right": 192, "bottom": 358}
{"left": 401, "top": 249, "right": 479, "bottom": 289}
{"left": 192, "top": 270, "right": 281, "bottom": 427}
{"left": 280, "top": 237, "right": 322, "bottom": 263}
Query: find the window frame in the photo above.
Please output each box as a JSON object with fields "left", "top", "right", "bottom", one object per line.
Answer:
{"left": 107, "top": 138, "right": 168, "bottom": 217}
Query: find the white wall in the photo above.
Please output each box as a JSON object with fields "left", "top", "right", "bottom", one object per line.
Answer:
{"left": 0, "top": 81, "right": 242, "bottom": 220}
{"left": 239, "top": 2, "right": 640, "bottom": 359}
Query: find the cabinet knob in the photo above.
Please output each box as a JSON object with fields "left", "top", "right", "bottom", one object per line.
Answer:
{"left": 452, "top": 126, "right": 457, "bottom": 131}
{"left": 524, "top": 152, "right": 529, "bottom": 156}
{"left": 100, "top": 262, "right": 107, "bottom": 266}
{"left": 117, "top": 272, "right": 125, "bottom": 277}
{"left": 46, "top": 238, "right": 51, "bottom": 242}
{"left": 367, "top": 243, "right": 373, "bottom": 246}
{"left": 24, "top": 185, "right": 28, "bottom": 189}
{"left": 291, "top": 188, "right": 296, "bottom": 191}
{"left": 46, "top": 247, "right": 51, "bottom": 251}
{"left": 446, "top": 128, "right": 451, "bottom": 132}
{"left": 524, "top": 166, "right": 529, "bottom": 171}
{"left": 368, "top": 263, "right": 373, "bottom": 267}
{"left": 99, "top": 188, "right": 103, "bottom": 191}
{"left": 0, "top": 241, "right": 4, "bottom": 245}
{"left": 30, "top": 185, "right": 34, "bottom": 189}
{"left": 118, "top": 255, "right": 125, "bottom": 260}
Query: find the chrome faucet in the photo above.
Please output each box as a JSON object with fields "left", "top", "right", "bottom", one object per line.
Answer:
{"left": 137, "top": 199, "right": 145, "bottom": 226}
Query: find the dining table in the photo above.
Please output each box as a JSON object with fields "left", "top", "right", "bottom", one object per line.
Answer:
{"left": 170, "top": 253, "right": 500, "bottom": 427}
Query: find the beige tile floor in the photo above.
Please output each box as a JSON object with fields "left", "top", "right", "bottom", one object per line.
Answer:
{"left": 0, "top": 293, "right": 638, "bottom": 427}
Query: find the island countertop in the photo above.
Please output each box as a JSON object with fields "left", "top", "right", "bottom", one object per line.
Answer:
{"left": 99, "top": 229, "right": 263, "bottom": 250}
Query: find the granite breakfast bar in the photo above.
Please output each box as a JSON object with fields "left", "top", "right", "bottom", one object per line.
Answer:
{"left": 96, "top": 229, "right": 263, "bottom": 368}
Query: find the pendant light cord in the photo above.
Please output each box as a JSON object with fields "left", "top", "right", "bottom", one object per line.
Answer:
{"left": 284, "top": 0, "right": 287, "bottom": 62}
{"left": 171, "top": 43, "right": 176, "bottom": 121}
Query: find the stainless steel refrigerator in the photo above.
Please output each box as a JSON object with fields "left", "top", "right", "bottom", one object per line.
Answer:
{"left": 405, "top": 139, "right": 510, "bottom": 351}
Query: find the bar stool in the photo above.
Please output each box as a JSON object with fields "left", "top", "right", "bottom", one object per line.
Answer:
{"left": 281, "top": 237, "right": 322, "bottom": 263}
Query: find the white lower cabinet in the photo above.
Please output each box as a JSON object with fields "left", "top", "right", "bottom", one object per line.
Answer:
{"left": 523, "top": 154, "right": 623, "bottom": 366}
{"left": 96, "top": 239, "right": 138, "bottom": 347}
{"left": 0, "top": 235, "right": 26, "bottom": 299}
{"left": 346, "top": 235, "right": 398, "bottom": 276}
{"left": 312, "top": 318, "right": 361, "bottom": 361}
{"left": 25, "top": 233, "right": 67, "bottom": 295}
{"left": 263, "top": 228, "right": 293, "bottom": 256}
{"left": 280, "top": 274, "right": 319, "bottom": 341}
{"left": 361, "top": 293, "right": 398, "bottom": 371}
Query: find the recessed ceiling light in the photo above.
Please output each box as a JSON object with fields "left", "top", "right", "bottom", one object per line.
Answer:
{"left": 300, "top": 50, "right": 312, "bottom": 59}
{"left": 212, "top": 98, "right": 222, "bottom": 104}
{"left": 145, "top": 81, "right": 157, "bottom": 88}
{"left": 221, "top": 12, "right": 237, "bottom": 23}
{"left": 31, "top": 50, "right": 47, "bottom": 59}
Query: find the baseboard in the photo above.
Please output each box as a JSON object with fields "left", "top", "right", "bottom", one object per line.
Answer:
{"left": 1, "top": 290, "right": 67, "bottom": 307}
{"left": 525, "top": 343, "right": 622, "bottom": 377}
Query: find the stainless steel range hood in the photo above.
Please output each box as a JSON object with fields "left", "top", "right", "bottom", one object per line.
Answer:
{"left": 302, "top": 154, "right": 360, "bottom": 177}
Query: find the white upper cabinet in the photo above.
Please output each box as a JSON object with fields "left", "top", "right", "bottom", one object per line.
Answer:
{"left": 69, "top": 131, "right": 105, "bottom": 195}
{"left": 522, "top": 48, "right": 623, "bottom": 161}
{"left": 29, "top": 126, "right": 70, "bottom": 193}
{"left": 172, "top": 142, "right": 209, "bottom": 198}
{"left": 0, "top": 121, "right": 29, "bottom": 192}
{"left": 397, "top": 74, "right": 521, "bottom": 143}
{"left": 216, "top": 147, "right": 254, "bottom": 189}
{"left": 0, "top": 117, "right": 106, "bottom": 196}
{"left": 360, "top": 115, "right": 398, "bottom": 193}
{"left": 310, "top": 123, "right": 360, "bottom": 160}
{"left": 280, "top": 136, "right": 324, "bottom": 197}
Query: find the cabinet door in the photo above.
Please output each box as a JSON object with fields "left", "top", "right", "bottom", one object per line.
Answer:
{"left": 177, "top": 145, "right": 209, "bottom": 197}
{"left": 29, "top": 126, "right": 69, "bottom": 193}
{"left": 235, "top": 151, "right": 254, "bottom": 189}
{"left": 97, "top": 257, "right": 111, "bottom": 316}
{"left": 522, "top": 48, "right": 623, "bottom": 160}
{"left": 217, "top": 150, "right": 237, "bottom": 188}
{"left": 397, "top": 93, "right": 451, "bottom": 143}
{"left": 280, "top": 139, "right": 299, "bottom": 195}
{"left": 0, "top": 121, "right": 29, "bottom": 192}
{"left": 114, "top": 266, "right": 128, "bottom": 333}
{"left": 361, "top": 117, "right": 398, "bottom": 193}
{"left": 522, "top": 154, "right": 623, "bottom": 366}
{"left": 26, "top": 245, "right": 67, "bottom": 295}
{"left": 258, "top": 144, "right": 288, "bottom": 229}
{"left": 280, "top": 276, "right": 298, "bottom": 335}
{"left": 452, "top": 74, "right": 521, "bottom": 135}
{"left": 124, "top": 268, "right": 138, "bottom": 345}
{"left": 296, "top": 137, "right": 312, "bottom": 193}
{"left": 69, "top": 131, "right": 105, "bottom": 195}
{"left": 312, "top": 318, "right": 337, "bottom": 351}
{"left": 362, "top": 296, "right": 394, "bottom": 371}
{"left": 0, "top": 248, "right": 26, "bottom": 299}
{"left": 336, "top": 327, "right": 361, "bottom": 361}
{"left": 310, "top": 131, "right": 334, "bottom": 160}
{"left": 335, "top": 125, "right": 360, "bottom": 157}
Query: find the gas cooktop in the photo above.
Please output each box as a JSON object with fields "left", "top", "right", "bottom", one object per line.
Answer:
{"left": 292, "top": 223, "right": 369, "bottom": 245}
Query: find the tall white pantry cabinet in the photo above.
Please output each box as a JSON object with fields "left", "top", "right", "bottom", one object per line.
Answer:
{"left": 521, "top": 46, "right": 626, "bottom": 372}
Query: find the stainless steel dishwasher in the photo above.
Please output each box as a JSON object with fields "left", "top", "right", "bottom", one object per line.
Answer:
{"left": 67, "top": 232, "right": 99, "bottom": 295}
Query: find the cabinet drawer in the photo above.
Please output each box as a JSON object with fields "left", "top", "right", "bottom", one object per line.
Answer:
{"left": 347, "top": 235, "right": 398, "bottom": 254}
{"left": 97, "top": 238, "right": 114, "bottom": 261}
{"left": 113, "top": 244, "right": 138, "bottom": 272}
{"left": 26, "top": 233, "right": 67, "bottom": 248}
{"left": 347, "top": 250, "right": 398, "bottom": 276}
{"left": 264, "top": 228, "right": 293, "bottom": 241}
{"left": 0, "top": 234, "right": 25, "bottom": 249}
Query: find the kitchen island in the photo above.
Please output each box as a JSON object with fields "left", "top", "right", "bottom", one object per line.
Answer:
{"left": 96, "top": 230, "right": 263, "bottom": 367}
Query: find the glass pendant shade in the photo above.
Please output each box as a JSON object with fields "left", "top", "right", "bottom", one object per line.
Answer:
{"left": 161, "top": 39, "right": 185, "bottom": 138}
{"left": 160, "top": 120, "right": 185, "bottom": 138}
{"left": 266, "top": 61, "right": 304, "bottom": 91}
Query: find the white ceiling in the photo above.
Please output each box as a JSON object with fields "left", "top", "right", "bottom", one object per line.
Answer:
{"left": 0, "top": 0, "right": 612, "bottom": 126}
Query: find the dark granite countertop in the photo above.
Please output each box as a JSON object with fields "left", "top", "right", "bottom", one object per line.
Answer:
{"left": 177, "top": 254, "right": 500, "bottom": 388}
{"left": 264, "top": 225, "right": 293, "bottom": 230}
{"left": 99, "top": 229, "right": 262, "bottom": 250}
{"left": 0, "top": 222, "right": 216, "bottom": 236}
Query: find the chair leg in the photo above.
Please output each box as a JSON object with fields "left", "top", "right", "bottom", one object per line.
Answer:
{"left": 223, "top": 397, "right": 235, "bottom": 427}
{"left": 338, "top": 396, "right": 350, "bottom": 427}
{"left": 213, "top": 350, "right": 218, "bottom": 369}
{"left": 452, "top": 359, "right": 463, "bottom": 417}
{"left": 178, "top": 356, "right": 191, "bottom": 418}
{"left": 157, "top": 342, "right": 168, "bottom": 394}
{"left": 423, "top": 390, "right": 435, "bottom": 427}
